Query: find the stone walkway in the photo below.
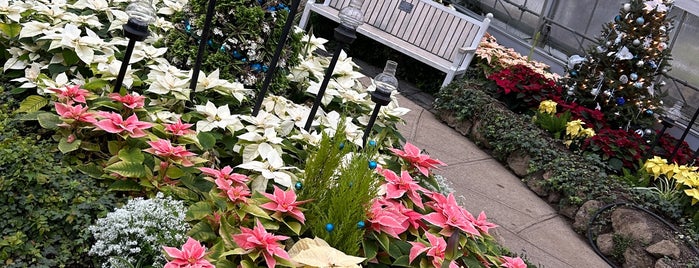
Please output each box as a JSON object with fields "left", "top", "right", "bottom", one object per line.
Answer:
{"left": 356, "top": 60, "right": 610, "bottom": 267}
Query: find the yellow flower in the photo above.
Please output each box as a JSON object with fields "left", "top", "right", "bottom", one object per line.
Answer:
{"left": 684, "top": 188, "right": 699, "bottom": 205}
{"left": 673, "top": 164, "right": 699, "bottom": 185}
{"left": 643, "top": 156, "right": 669, "bottom": 178}
{"left": 566, "top": 120, "right": 584, "bottom": 137}
{"left": 683, "top": 173, "right": 699, "bottom": 188}
{"left": 581, "top": 128, "right": 596, "bottom": 138}
{"left": 538, "top": 100, "right": 557, "bottom": 115}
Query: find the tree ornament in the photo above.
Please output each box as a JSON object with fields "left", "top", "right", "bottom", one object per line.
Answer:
{"left": 636, "top": 17, "right": 645, "bottom": 25}
{"left": 649, "top": 61, "right": 658, "bottom": 69}
{"left": 658, "top": 42, "right": 668, "bottom": 51}
{"left": 634, "top": 82, "right": 644, "bottom": 88}
{"left": 368, "top": 160, "right": 377, "bottom": 169}
{"left": 645, "top": 109, "right": 654, "bottom": 116}
{"left": 295, "top": 181, "right": 303, "bottom": 190}
{"left": 644, "top": 129, "right": 653, "bottom": 135}
{"left": 630, "top": 73, "right": 638, "bottom": 81}
{"left": 616, "top": 97, "right": 626, "bottom": 105}
{"left": 659, "top": 26, "right": 666, "bottom": 33}
{"left": 357, "top": 221, "right": 366, "bottom": 229}
{"left": 368, "top": 140, "right": 377, "bottom": 147}
{"left": 623, "top": 3, "right": 631, "bottom": 11}
{"left": 632, "top": 39, "right": 641, "bottom": 46}
{"left": 619, "top": 75, "right": 629, "bottom": 84}
{"left": 606, "top": 41, "right": 612, "bottom": 46}
{"left": 615, "top": 15, "right": 622, "bottom": 22}
{"left": 596, "top": 46, "right": 608, "bottom": 53}
{"left": 636, "top": 60, "right": 644, "bottom": 67}
{"left": 567, "top": 86, "right": 575, "bottom": 96}
{"left": 635, "top": 129, "right": 645, "bottom": 136}
{"left": 570, "top": 70, "right": 578, "bottom": 77}
{"left": 615, "top": 46, "right": 633, "bottom": 60}
{"left": 339, "top": 142, "right": 345, "bottom": 150}
{"left": 325, "top": 223, "right": 334, "bottom": 232}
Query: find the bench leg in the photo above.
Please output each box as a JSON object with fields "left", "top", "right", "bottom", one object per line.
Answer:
{"left": 442, "top": 71, "right": 456, "bottom": 88}
{"left": 298, "top": 0, "right": 314, "bottom": 29}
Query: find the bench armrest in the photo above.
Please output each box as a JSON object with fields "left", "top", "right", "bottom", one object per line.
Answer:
{"left": 458, "top": 46, "right": 478, "bottom": 54}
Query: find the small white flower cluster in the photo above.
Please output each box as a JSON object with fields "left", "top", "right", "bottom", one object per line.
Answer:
{"left": 88, "top": 193, "right": 189, "bottom": 268}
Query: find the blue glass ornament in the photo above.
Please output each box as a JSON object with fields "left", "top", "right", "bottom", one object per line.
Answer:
{"left": 219, "top": 46, "right": 226, "bottom": 52}
{"left": 257, "top": 0, "right": 264, "bottom": 4}
{"left": 232, "top": 50, "right": 243, "bottom": 59}
{"left": 339, "top": 142, "right": 345, "bottom": 150}
{"left": 357, "top": 221, "right": 366, "bottom": 229}
{"left": 325, "top": 223, "right": 334, "bottom": 232}
{"left": 368, "top": 161, "right": 377, "bottom": 169}
{"left": 630, "top": 73, "right": 638, "bottom": 81}
{"left": 262, "top": 65, "right": 269, "bottom": 72}
{"left": 207, "top": 39, "right": 213, "bottom": 47}
{"left": 241, "top": 58, "right": 247, "bottom": 63}
{"left": 615, "top": 15, "right": 622, "bottom": 22}
{"left": 368, "top": 140, "right": 377, "bottom": 147}
{"left": 645, "top": 109, "right": 654, "bottom": 115}
{"left": 616, "top": 97, "right": 626, "bottom": 105}
{"left": 251, "top": 63, "right": 262, "bottom": 72}
{"left": 634, "top": 82, "right": 643, "bottom": 88}
{"left": 267, "top": 6, "right": 276, "bottom": 11}
{"left": 294, "top": 182, "right": 303, "bottom": 190}
{"left": 649, "top": 61, "right": 658, "bottom": 69}
{"left": 636, "top": 17, "right": 645, "bottom": 25}
{"left": 184, "top": 20, "right": 191, "bottom": 33}
{"left": 569, "top": 70, "right": 578, "bottom": 77}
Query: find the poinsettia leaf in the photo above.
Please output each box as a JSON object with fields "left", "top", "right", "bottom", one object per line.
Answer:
{"left": 206, "top": 240, "right": 226, "bottom": 261}
{"left": 220, "top": 248, "right": 249, "bottom": 257}
{"left": 282, "top": 220, "right": 302, "bottom": 235}
{"left": 58, "top": 137, "right": 81, "bottom": 153}
{"left": 392, "top": 255, "right": 411, "bottom": 267}
{"left": 37, "top": 112, "right": 60, "bottom": 129}
{"left": 105, "top": 161, "right": 147, "bottom": 178}
{"left": 82, "top": 79, "right": 109, "bottom": 91}
{"left": 219, "top": 216, "right": 237, "bottom": 248}
{"left": 17, "top": 95, "right": 48, "bottom": 113}
{"left": 77, "top": 163, "right": 103, "bottom": 179}
{"left": 166, "top": 166, "right": 185, "bottom": 179}
{"left": 240, "top": 259, "right": 256, "bottom": 268}
{"left": 80, "top": 141, "right": 102, "bottom": 152}
{"left": 107, "top": 140, "right": 121, "bottom": 155}
{"left": 187, "top": 221, "right": 217, "bottom": 242}
{"left": 0, "top": 23, "right": 21, "bottom": 38}
{"left": 241, "top": 204, "right": 272, "bottom": 220}
{"left": 373, "top": 232, "right": 390, "bottom": 251}
{"left": 108, "top": 180, "right": 142, "bottom": 192}
{"left": 197, "top": 132, "right": 217, "bottom": 150}
{"left": 118, "top": 147, "right": 145, "bottom": 163}
{"left": 362, "top": 239, "right": 378, "bottom": 260}
{"left": 186, "top": 201, "right": 213, "bottom": 221}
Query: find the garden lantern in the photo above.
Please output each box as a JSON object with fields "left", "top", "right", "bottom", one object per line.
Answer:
{"left": 303, "top": 0, "right": 364, "bottom": 131}
{"left": 187, "top": 0, "right": 217, "bottom": 99}
{"left": 113, "top": 0, "right": 155, "bottom": 93}
{"left": 252, "top": 0, "right": 302, "bottom": 116}
{"left": 362, "top": 60, "right": 397, "bottom": 147}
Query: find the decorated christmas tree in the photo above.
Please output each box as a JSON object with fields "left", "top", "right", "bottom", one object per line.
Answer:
{"left": 163, "top": 0, "right": 303, "bottom": 98}
{"left": 563, "top": 0, "right": 674, "bottom": 130}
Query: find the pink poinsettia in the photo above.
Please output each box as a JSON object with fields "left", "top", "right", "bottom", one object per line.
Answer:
{"left": 93, "top": 111, "right": 152, "bottom": 138}
{"left": 501, "top": 256, "right": 527, "bottom": 268}
{"left": 225, "top": 185, "right": 251, "bottom": 204}
{"left": 409, "top": 232, "right": 458, "bottom": 268}
{"left": 200, "top": 165, "right": 249, "bottom": 188}
{"left": 144, "top": 139, "right": 197, "bottom": 167}
{"left": 367, "top": 198, "right": 410, "bottom": 238}
{"left": 423, "top": 192, "right": 480, "bottom": 237}
{"left": 232, "top": 220, "right": 290, "bottom": 268}
{"left": 389, "top": 142, "right": 446, "bottom": 176}
{"left": 260, "top": 185, "right": 310, "bottom": 223}
{"left": 165, "top": 119, "right": 195, "bottom": 136}
{"left": 109, "top": 92, "right": 146, "bottom": 109}
{"left": 379, "top": 168, "right": 429, "bottom": 209}
{"left": 50, "top": 84, "right": 90, "bottom": 104}
{"left": 54, "top": 102, "right": 96, "bottom": 123}
{"left": 465, "top": 211, "right": 498, "bottom": 235}
{"left": 162, "top": 237, "right": 214, "bottom": 268}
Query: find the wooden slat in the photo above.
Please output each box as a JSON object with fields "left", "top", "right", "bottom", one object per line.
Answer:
{"left": 442, "top": 19, "right": 466, "bottom": 60}
{"left": 426, "top": 10, "right": 448, "bottom": 56}
{"left": 406, "top": 1, "right": 428, "bottom": 44}
{"left": 418, "top": 5, "right": 440, "bottom": 53}
{"left": 395, "top": 0, "right": 418, "bottom": 38}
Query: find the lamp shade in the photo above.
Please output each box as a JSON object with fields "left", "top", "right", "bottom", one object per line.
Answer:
{"left": 126, "top": 0, "right": 156, "bottom": 26}
{"left": 339, "top": 0, "right": 364, "bottom": 29}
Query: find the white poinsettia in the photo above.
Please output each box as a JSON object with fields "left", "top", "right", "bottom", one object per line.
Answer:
{"left": 20, "top": 21, "right": 52, "bottom": 39}
{"left": 240, "top": 110, "right": 282, "bottom": 133}
{"left": 0, "top": 0, "right": 23, "bottom": 22}
{"left": 146, "top": 70, "right": 191, "bottom": 99}
{"left": 10, "top": 63, "right": 41, "bottom": 89}
{"left": 194, "top": 69, "right": 229, "bottom": 92}
{"left": 321, "top": 111, "right": 362, "bottom": 145}
{"left": 3, "top": 47, "right": 27, "bottom": 71}
{"left": 195, "top": 101, "right": 242, "bottom": 132}
{"left": 381, "top": 97, "right": 411, "bottom": 118}
{"left": 71, "top": 0, "right": 110, "bottom": 12}
{"left": 238, "top": 127, "right": 284, "bottom": 165}
{"left": 130, "top": 43, "right": 168, "bottom": 64}
{"left": 149, "top": 110, "right": 182, "bottom": 124}
{"left": 332, "top": 50, "right": 360, "bottom": 77}
{"left": 237, "top": 160, "right": 297, "bottom": 189}
{"left": 95, "top": 58, "right": 135, "bottom": 88}
{"left": 57, "top": 24, "right": 103, "bottom": 64}
{"left": 300, "top": 33, "right": 328, "bottom": 53}
{"left": 75, "top": 14, "right": 102, "bottom": 29}
{"left": 306, "top": 80, "right": 339, "bottom": 106}
{"left": 158, "top": 0, "right": 187, "bottom": 15}
{"left": 107, "top": 9, "right": 129, "bottom": 32}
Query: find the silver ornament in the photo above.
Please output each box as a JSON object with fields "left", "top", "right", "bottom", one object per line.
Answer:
{"left": 637, "top": 60, "right": 644, "bottom": 67}
{"left": 633, "top": 39, "right": 641, "bottom": 46}
{"left": 619, "top": 75, "right": 629, "bottom": 84}
{"left": 644, "top": 129, "right": 652, "bottom": 136}
{"left": 623, "top": 3, "right": 631, "bottom": 11}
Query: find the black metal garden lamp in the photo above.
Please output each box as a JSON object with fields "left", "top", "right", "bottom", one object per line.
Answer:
{"left": 362, "top": 60, "right": 398, "bottom": 147}
{"left": 303, "top": 0, "right": 364, "bottom": 131}
{"left": 252, "top": 0, "right": 302, "bottom": 116}
{"left": 113, "top": 0, "right": 156, "bottom": 93}
{"left": 187, "top": 0, "right": 217, "bottom": 98}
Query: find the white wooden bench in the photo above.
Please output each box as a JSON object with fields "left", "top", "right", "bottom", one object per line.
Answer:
{"left": 299, "top": 0, "right": 492, "bottom": 88}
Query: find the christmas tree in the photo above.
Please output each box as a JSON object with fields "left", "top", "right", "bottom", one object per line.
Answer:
{"left": 563, "top": 0, "right": 674, "bottom": 130}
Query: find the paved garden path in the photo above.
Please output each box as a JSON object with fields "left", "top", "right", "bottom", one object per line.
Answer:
{"left": 355, "top": 61, "right": 610, "bottom": 268}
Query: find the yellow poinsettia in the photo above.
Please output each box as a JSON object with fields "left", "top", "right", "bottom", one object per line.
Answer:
{"left": 684, "top": 188, "right": 699, "bottom": 205}
{"left": 643, "top": 156, "right": 670, "bottom": 178}
{"left": 565, "top": 120, "right": 585, "bottom": 137}
{"left": 538, "top": 100, "right": 557, "bottom": 115}
{"left": 580, "top": 128, "right": 596, "bottom": 138}
{"left": 672, "top": 164, "right": 699, "bottom": 185}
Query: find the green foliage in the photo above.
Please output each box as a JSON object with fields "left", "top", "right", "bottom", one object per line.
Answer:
{"left": 299, "top": 121, "right": 378, "bottom": 255}
{"left": 0, "top": 109, "right": 123, "bottom": 267}
{"left": 534, "top": 110, "right": 571, "bottom": 140}
{"left": 434, "top": 79, "right": 494, "bottom": 120}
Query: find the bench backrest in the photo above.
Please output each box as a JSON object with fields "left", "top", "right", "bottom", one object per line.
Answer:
{"left": 326, "top": 0, "right": 486, "bottom": 62}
